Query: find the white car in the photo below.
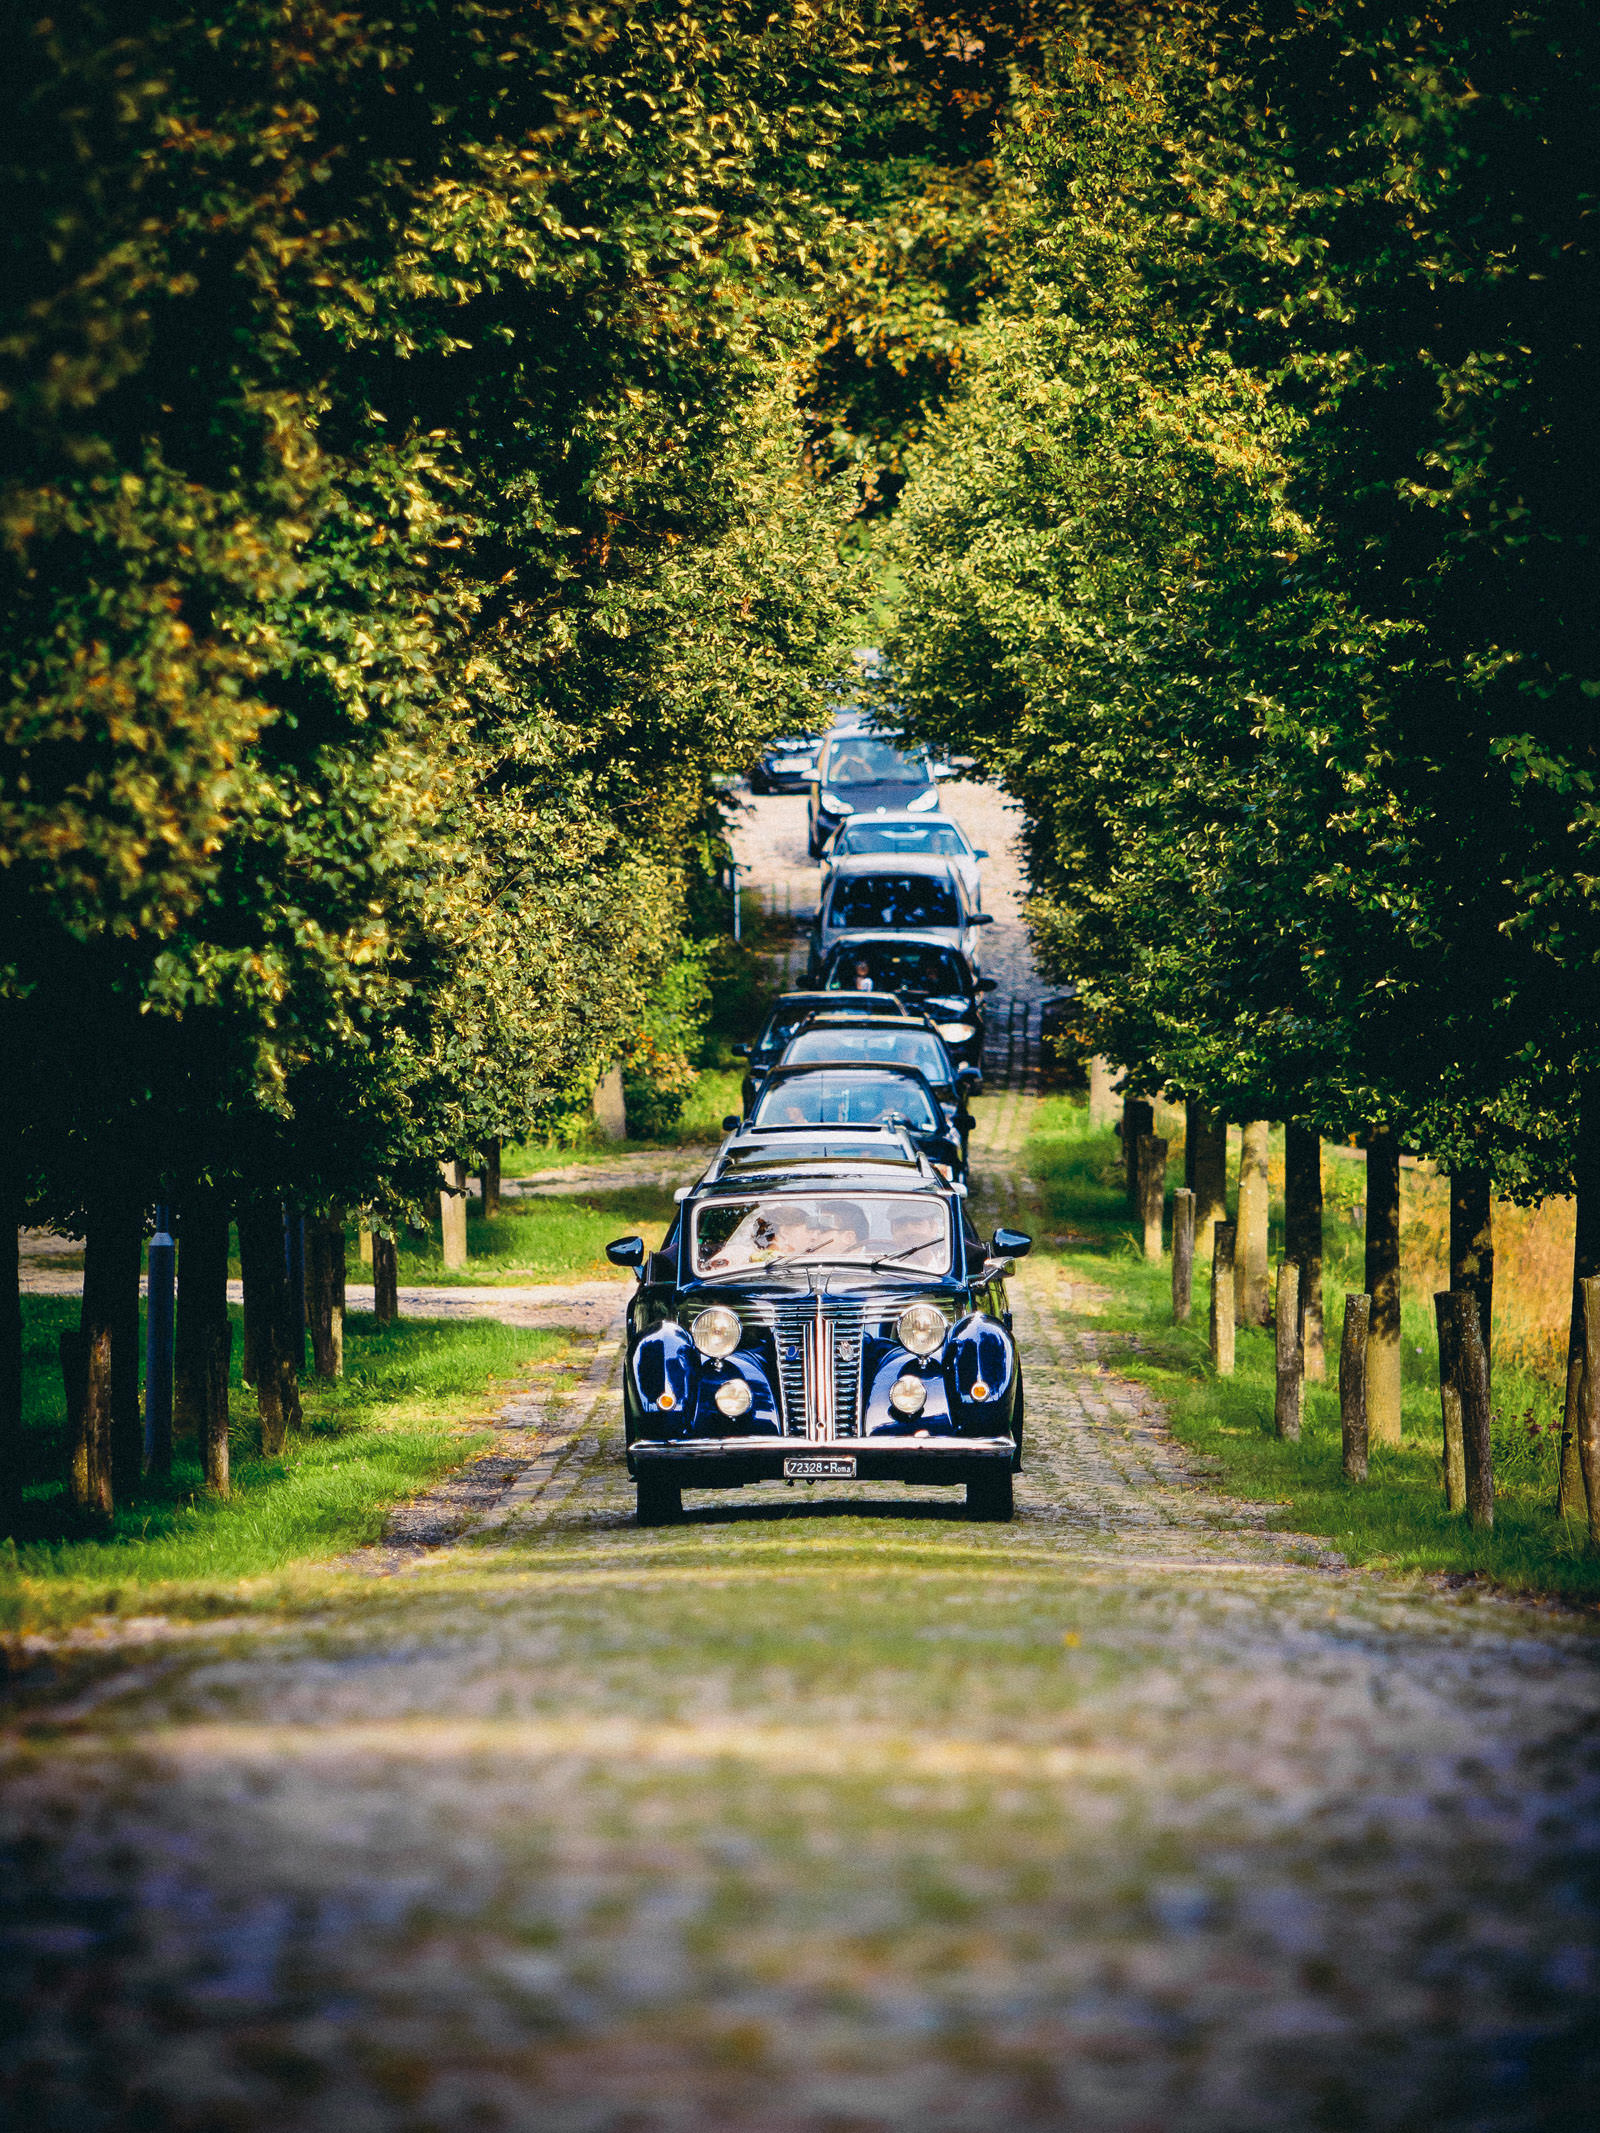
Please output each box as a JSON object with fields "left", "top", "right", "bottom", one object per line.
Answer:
{"left": 820, "top": 811, "right": 987, "bottom": 912}
{"left": 808, "top": 852, "right": 994, "bottom": 983}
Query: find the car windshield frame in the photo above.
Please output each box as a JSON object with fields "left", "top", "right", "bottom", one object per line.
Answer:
{"left": 822, "top": 736, "right": 929, "bottom": 786}
{"left": 836, "top": 822, "right": 968, "bottom": 861}
{"left": 756, "top": 995, "right": 899, "bottom": 1053}
{"left": 823, "top": 944, "right": 974, "bottom": 999}
{"left": 827, "top": 872, "right": 962, "bottom": 932}
{"left": 750, "top": 1067, "right": 942, "bottom": 1134}
{"left": 781, "top": 1028, "right": 952, "bottom": 1084}
{"left": 690, "top": 1191, "right": 953, "bottom": 1278}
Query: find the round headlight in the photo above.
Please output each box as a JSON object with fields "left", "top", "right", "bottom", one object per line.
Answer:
{"left": 889, "top": 1375, "right": 927, "bottom": 1415}
{"left": 714, "top": 1377, "right": 753, "bottom": 1418}
{"left": 897, "top": 1302, "right": 949, "bottom": 1357}
{"left": 936, "top": 1022, "right": 976, "bottom": 1044}
{"left": 691, "top": 1305, "right": 741, "bottom": 1359}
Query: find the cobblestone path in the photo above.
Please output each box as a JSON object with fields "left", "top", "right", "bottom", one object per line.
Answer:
{"left": 3, "top": 1092, "right": 1600, "bottom": 2131}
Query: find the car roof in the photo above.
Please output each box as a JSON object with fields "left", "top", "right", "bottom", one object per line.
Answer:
{"left": 767, "top": 989, "right": 905, "bottom": 1011}
{"left": 795, "top": 1012, "right": 934, "bottom": 1031}
{"left": 757, "top": 1061, "right": 941, "bottom": 1095}
{"left": 821, "top": 932, "right": 975, "bottom": 971}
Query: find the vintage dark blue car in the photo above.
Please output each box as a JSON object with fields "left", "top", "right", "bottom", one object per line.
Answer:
{"left": 608, "top": 1141, "right": 1030, "bottom": 1526}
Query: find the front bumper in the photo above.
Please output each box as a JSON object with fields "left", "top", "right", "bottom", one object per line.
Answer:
{"left": 629, "top": 1434, "right": 1016, "bottom": 1487}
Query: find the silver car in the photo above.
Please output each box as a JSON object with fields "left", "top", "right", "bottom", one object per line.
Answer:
{"left": 808, "top": 852, "right": 993, "bottom": 982}
{"left": 820, "top": 811, "right": 987, "bottom": 912}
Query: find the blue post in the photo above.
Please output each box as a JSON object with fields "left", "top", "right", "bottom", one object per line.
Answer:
{"left": 283, "top": 1207, "right": 306, "bottom": 1376}
{"left": 144, "top": 1203, "right": 176, "bottom": 1476}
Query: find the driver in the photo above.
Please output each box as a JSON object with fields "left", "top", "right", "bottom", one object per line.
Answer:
{"left": 888, "top": 1208, "right": 945, "bottom": 1265}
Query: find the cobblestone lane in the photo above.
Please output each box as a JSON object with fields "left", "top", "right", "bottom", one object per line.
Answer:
{"left": 3, "top": 1091, "right": 1600, "bottom": 2130}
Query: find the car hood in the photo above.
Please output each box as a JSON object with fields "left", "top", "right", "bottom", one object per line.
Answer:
{"left": 824, "top": 781, "right": 936, "bottom": 811}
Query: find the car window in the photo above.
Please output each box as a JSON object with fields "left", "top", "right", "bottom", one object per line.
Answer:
{"left": 839, "top": 823, "right": 965, "bottom": 859}
{"left": 751, "top": 1070, "right": 940, "bottom": 1133}
{"left": 824, "top": 944, "right": 972, "bottom": 997}
{"left": 783, "top": 1028, "right": 950, "bottom": 1082}
{"left": 693, "top": 1193, "right": 951, "bottom": 1275}
{"left": 828, "top": 873, "right": 961, "bottom": 931}
{"left": 823, "top": 737, "right": 927, "bottom": 785}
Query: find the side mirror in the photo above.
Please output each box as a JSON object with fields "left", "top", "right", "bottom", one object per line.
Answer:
{"left": 957, "top": 1065, "right": 983, "bottom": 1090}
{"left": 722, "top": 1113, "right": 743, "bottom": 1133}
{"left": 730, "top": 1041, "right": 750, "bottom": 1058}
{"left": 972, "top": 912, "right": 995, "bottom": 926}
{"left": 992, "top": 1227, "right": 1032, "bottom": 1260}
{"left": 973, "top": 849, "right": 988, "bottom": 860}
{"left": 978, "top": 978, "right": 999, "bottom": 995}
{"left": 607, "top": 1235, "right": 646, "bottom": 1273}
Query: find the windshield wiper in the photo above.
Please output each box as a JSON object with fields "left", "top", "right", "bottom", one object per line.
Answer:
{"left": 863, "top": 1241, "right": 944, "bottom": 1272}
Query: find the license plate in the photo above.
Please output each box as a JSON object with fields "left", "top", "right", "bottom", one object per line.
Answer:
{"left": 784, "top": 1456, "right": 856, "bottom": 1480}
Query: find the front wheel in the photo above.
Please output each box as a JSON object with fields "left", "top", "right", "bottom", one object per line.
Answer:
{"left": 967, "top": 1468, "right": 1014, "bottom": 1521}
{"left": 636, "top": 1471, "right": 682, "bottom": 1526}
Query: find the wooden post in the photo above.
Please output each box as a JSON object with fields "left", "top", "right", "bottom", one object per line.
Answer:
{"left": 1123, "top": 1097, "right": 1154, "bottom": 1210}
{"left": 1450, "top": 1289, "right": 1493, "bottom": 1530}
{"left": 1171, "top": 1189, "right": 1195, "bottom": 1323}
{"left": 1364, "top": 1127, "right": 1403, "bottom": 1446}
{"left": 1284, "top": 1123, "right": 1324, "bottom": 1381}
{"left": 1137, "top": 1134, "right": 1167, "bottom": 1262}
{"left": 1188, "top": 1104, "right": 1228, "bottom": 1266}
{"left": 482, "top": 1138, "right": 502, "bottom": 1220}
{"left": 1274, "top": 1259, "right": 1303, "bottom": 1441}
{"left": 1433, "top": 1291, "right": 1467, "bottom": 1512}
{"left": 372, "top": 1232, "right": 399, "bottom": 1325}
{"left": 440, "top": 1158, "right": 467, "bottom": 1271}
{"left": 1210, "top": 1222, "right": 1237, "bottom": 1376}
{"left": 1088, "top": 1058, "right": 1117, "bottom": 1130}
{"left": 1235, "top": 1121, "right": 1270, "bottom": 1327}
{"left": 1578, "top": 1276, "right": 1600, "bottom": 1553}
{"left": 1340, "top": 1293, "right": 1371, "bottom": 1482}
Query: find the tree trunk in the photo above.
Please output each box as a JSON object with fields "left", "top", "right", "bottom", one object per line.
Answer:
{"left": 440, "top": 1158, "right": 468, "bottom": 1271}
{"left": 359, "top": 1216, "right": 374, "bottom": 1268}
{"left": 1577, "top": 1276, "right": 1600, "bottom": 1553}
{"left": 1284, "top": 1123, "right": 1325, "bottom": 1381}
{"left": 1235, "top": 1121, "right": 1270, "bottom": 1328}
{"left": 283, "top": 1208, "right": 306, "bottom": 1379}
{"left": 1137, "top": 1135, "right": 1167, "bottom": 1262}
{"left": 482, "top": 1139, "right": 502, "bottom": 1220}
{"left": 71, "top": 1212, "right": 138, "bottom": 1520}
{"left": 1449, "top": 1167, "right": 1494, "bottom": 1391}
{"left": 0, "top": 1158, "right": 20, "bottom": 1531}
{"left": 1274, "top": 1259, "right": 1303, "bottom": 1441}
{"left": 1188, "top": 1105, "right": 1228, "bottom": 1266}
{"left": 201, "top": 1318, "right": 234, "bottom": 1495}
{"left": 1450, "top": 1289, "right": 1493, "bottom": 1530}
{"left": 174, "top": 1191, "right": 230, "bottom": 1450}
{"left": 306, "top": 1215, "right": 345, "bottom": 1380}
{"left": 238, "top": 1198, "right": 300, "bottom": 1456}
{"left": 1171, "top": 1189, "right": 1195, "bottom": 1323}
{"left": 1210, "top": 1221, "right": 1237, "bottom": 1377}
{"left": 1088, "top": 1058, "right": 1117, "bottom": 1131}
{"left": 1557, "top": 1094, "right": 1600, "bottom": 1513}
{"left": 104, "top": 1211, "right": 143, "bottom": 1502}
{"left": 1364, "top": 1127, "right": 1403, "bottom": 1446}
{"left": 372, "top": 1231, "right": 399, "bottom": 1324}
{"left": 1340, "top": 1294, "right": 1371, "bottom": 1483}
{"left": 1433, "top": 1290, "right": 1467, "bottom": 1513}
{"left": 1122, "top": 1098, "right": 1154, "bottom": 1211}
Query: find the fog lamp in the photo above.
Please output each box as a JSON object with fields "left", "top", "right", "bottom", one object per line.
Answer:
{"left": 889, "top": 1375, "right": 927, "bottom": 1416}
{"left": 896, "top": 1302, "right": 949, "bottom": 1356}
{"left": 692, "top": 1305, "right": 741, "bottom": 1359}
{"left": 713, "top": 1377, "right": 753, "bottom": 1418}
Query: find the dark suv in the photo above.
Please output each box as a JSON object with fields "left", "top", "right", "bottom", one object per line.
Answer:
{"left": 807, "top": 731, "right": 940, "bottom": 857}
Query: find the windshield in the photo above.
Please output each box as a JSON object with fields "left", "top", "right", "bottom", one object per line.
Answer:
{"left": 829, "top": 873, "right": 960, "bottom": 931}
{"left": 838, "top": 822, "right": 965, "bottom": 860}
{"left": 824, "top": 943, "right": 972, "bottom": 998}
{"left": 824, "top": 736, "right": 928, "bottom": 786}
{"left": 693, "top": 1194, "right": 952, "bottom": 1276}
{"left": 752, "top": 1069, "right": 940, "bottom": 1133}
{"left": 783, "top": 1027, "right": 951, "bottom": 1084}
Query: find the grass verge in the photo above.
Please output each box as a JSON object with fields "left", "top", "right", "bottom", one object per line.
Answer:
{"left": 5, "top": 1299, "right": 571, "bottom": 1632}
{"left": 1023, "top": 1094, "right": 1600, "bottom": 1602}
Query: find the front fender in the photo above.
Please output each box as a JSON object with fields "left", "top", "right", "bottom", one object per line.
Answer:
{"left": 632, "top": 1322, "right": 698, "bottom": 1427}
{"left": 945, "top": 1313, "right": 1019, "bottom": 1433}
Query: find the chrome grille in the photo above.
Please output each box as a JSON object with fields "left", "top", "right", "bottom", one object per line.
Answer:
{"left": 734, "top": 1295, "right": 867, "bottom": 1437}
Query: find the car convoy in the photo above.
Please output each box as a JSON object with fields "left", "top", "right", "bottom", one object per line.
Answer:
{"left": 608, "top": 711, "right": 1029, "bottom": 1528}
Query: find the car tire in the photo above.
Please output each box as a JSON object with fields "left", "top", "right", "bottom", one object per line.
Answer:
{"left": 967, "top": 1468, "right": 1014, "bottom": 1521}
{"left": 636, "top": 1472, "right": 682, "bottom": 1526}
